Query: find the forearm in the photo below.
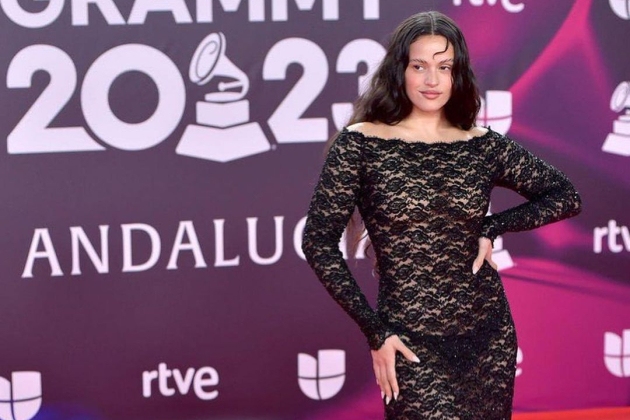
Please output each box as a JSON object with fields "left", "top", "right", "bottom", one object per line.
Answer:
{"left": 481, "top": 179, "right": 582, "bottom": 241}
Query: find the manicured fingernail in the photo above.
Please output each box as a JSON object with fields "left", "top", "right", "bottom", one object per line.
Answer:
{"left": 381, "top": 391, "right": 385, "bottom": 399}
{"left": 412, "top": 356, "right": 420, "bottom": 363}
{"left": 394, "top": 392, "right": 398, "bottom": 401}
{"left": 472, "top": 266, "right": 479, "bottom": 274}
{"left": 386, "top": 396, "right": 391, "bottom": 405}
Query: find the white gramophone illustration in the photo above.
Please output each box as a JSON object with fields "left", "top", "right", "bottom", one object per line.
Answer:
{"left": 176, "top": 32, "right": 270, "bottom": 162}
{"left": 602, "top": 81, "right": 630, "bottom": 156}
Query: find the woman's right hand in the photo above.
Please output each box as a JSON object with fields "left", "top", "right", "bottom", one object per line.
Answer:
{"left": 371, "top": 334, "right": 420, "bottom": 404}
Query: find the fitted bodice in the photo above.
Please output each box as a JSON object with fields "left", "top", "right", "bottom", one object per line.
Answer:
{"left": 302, "top": 128, "right": 581, "bottom": 349}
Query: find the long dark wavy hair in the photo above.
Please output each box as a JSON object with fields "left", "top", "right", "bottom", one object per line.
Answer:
{"left": 348, "top": 10, "right": 480, "bottom": 128}
{"left": 339, "top": 11, "right": 481, "bottom": 261}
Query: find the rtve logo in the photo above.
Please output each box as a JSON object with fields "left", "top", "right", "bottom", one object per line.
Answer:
{"left": 142, "top": 363, "right": 219, "bottom": 400}
{"left": 610, "top": 0, "right": 630, "bottom": 19}
{"left": 593, "top": 220, "right": 630, "bottom": 253}
{"left": 298, "top": 349, "right": 345, "bottom": 400}
{"left": 476, "top": 91, "right": 512, "bottom": 135}
{"left": 0, "top": 372, "right": 42, "bottom": 420}
{"left": 453, "top": 0, "right": 524, "bottom": 13}
{"left": 604, "top": 329, "right": 630, "bottom": 377}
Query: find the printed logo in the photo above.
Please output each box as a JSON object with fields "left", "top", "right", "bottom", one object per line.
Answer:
{"left": 515, "top": 347, "right": 523, "bottom": 377}
{"left": 476, "top": 91, "right": 512, "bottom": 135}
{"left": 610, "top": 0, "right": 630, "bottom": 19}
{"left": 604, "top": 329, "right": 630, "bottom": 377}
{"left": 298, "top": 349, "right": 345, "bottom": 400}
{"left": 593, "top": 220, "right": 630, "bottom": 253}
{"left": 453, "top": 0, "right": 524, "bottom": 13}
{"left": 0, "top": 372, "right": 42, "bottom": 420}
{"left": 5, "top": 31, "right": 386, "bottom": 162}
{"left": 142, "top": 363, "right": 219, "bottom": 400}
{"left": 602, "top": 81, "right": 630, "bottom": 156}
{"left": 177, "top": 32, "right": 270, "bottom": 162}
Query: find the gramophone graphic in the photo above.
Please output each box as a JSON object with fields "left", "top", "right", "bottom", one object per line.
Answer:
{"left": 176, "top": 32, "right": 270, "bottom": 162}
{"left": 602, "top": 81, "right": 630, "bottom": 156}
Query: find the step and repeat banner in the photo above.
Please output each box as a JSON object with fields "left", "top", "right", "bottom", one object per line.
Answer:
{"left": 1, "top": 0, "right": 629, "bottom": 419}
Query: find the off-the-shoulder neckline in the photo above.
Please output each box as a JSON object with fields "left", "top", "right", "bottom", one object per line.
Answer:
{"left": 342, "top": 126, "right": 494, "bottom": 146}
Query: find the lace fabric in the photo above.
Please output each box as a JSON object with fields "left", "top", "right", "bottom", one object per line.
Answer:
{"left": 302, "top": 128, "right": 581, "bottom": 418}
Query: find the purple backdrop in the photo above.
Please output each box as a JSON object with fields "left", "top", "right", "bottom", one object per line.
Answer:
{"left": 0, "top": 1, "right": 629, "bottom": 419}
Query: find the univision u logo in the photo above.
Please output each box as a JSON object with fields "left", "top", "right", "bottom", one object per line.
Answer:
{"left": 0, "top": 372, "right": 42, "bottom": 420}
{"left": 604, "top": 329, "right": 630, "bottom": 377}
{"left": 476, "top": 90, "right": 512, "bottom": 135}
{"left": 298, "top": 350, "right": 345, "bottom": 400}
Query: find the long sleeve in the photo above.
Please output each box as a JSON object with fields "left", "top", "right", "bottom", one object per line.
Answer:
{"left": 302, "top": 131, "right": 391, "bottom": 350}
{"left": 480, "top": 136, "right": 582, "bottom": 241}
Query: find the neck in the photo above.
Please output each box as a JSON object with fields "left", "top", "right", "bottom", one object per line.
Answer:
{"left": 399, "top": 109, "right": 452, "bottom": 132}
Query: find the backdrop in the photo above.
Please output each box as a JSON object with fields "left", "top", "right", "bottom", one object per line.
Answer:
{"left": 1, "top": 0, "right": 629, "bottom": 419}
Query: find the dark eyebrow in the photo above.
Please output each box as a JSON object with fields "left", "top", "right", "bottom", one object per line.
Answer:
{"left": 409, "top": 58, "right": 454, "bottom": 64}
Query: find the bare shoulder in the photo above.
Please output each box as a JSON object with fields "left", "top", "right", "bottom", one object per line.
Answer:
{"left": 346, "top": 121, "right": 376, "bottom": 134}
{"left": 346, "top": 122, "right": 391, "bottom": 138}
{"left": 469, "top": 126, "right": 489, "bottom": 138}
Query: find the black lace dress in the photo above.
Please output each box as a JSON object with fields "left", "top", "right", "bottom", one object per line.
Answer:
{"left": 302, "top": 128, "right": 581, "bottom": 419}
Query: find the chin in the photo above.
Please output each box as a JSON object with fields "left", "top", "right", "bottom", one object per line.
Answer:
{"left": 414, "top": 104, "right": 447, "bottom": 114}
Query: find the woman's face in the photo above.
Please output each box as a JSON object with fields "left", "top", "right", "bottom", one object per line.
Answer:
{"left": 404, "top": 35, "right": 454, "bottom": 117}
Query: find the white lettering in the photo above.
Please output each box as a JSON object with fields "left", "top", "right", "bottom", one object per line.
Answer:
{"left": 142, "top": 369, "right": 158, "bottom": 397}
{"left": 121, "top": 223, "right": 161, "bottom": 272}
{"left": 142, "top": 363, "right": 219, "bottom": 400}
{"left": 158, "top": 362, "right": 175, "bottom": 396}
{"left": 24, "top": 216, "right": 366, "bottom": 277}
{"left": 195, "top": 0, "right": 263, "bottom": 22}
{"left": 272, "top": 0, "right": 336, "bottom": 21}
{"left": 23, "top": 228, "right": 63, "bottom": 278}
{"left": 294, "top": 216, "right": 307, "bottom": 260}
{"left": 1, "top": 0, "right": 379, "bottom": 27}
{"left": 193, "top": 367, "right": 219, "bottom": 400}
{"left": 453, "top": 0, "right": 523, "bottom": 13}
{"left": 593, "top": 226, "right": 607, "bottom": 254}
{"left": 71, "top": 225, "right": 109, "bottom": 275}
{"left": 501, "top": 0, "right": 523, "bottom": 13}
{"left": 167, "top": 221, "right": 207, "bottom": 269}
{"left": 363, "top": 0, "right": 378, "bottom": 19}
{"left": 71, "top": 0, "right": 125, "bottom": 25}
{"left": 593, "top": 220, "right": 630, "bottom": 253}
{"left": 0, "top": 0, "right": 64, "bottom": 28}
{"left": 213, "top": 219, "right": 240, "bottom": 267}
{"left": 196, "top": 0, "right": 212, "bottom": 22}
{"left": 249, "top": 0, "right": 265, "bottom": 21}
{"left": 271, "top": 0, "right": 378, "bottom": 21}
{"left": 608, "top": 219, "right": 624, "bottom": 253}
{"left": 172, "top": 367, "right": 195, "bottom": 394}
{"left": 622, "top": 227, "right": 630, "bottom": 251}
{"left": 128, "top": 0, "right": 193, "bottom": 24}
{"left": 247, "top": 216, "right": 284, "bottom": 265}
{"left": 81, "top": 45, "right": 186, "bottom": 151}
{"left": 7, "top": 45, "right": 105, "bottom": 154}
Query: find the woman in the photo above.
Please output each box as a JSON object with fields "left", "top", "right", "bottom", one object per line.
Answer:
{"left": 302, "top": 11, "right": 581, "bottom": 419}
